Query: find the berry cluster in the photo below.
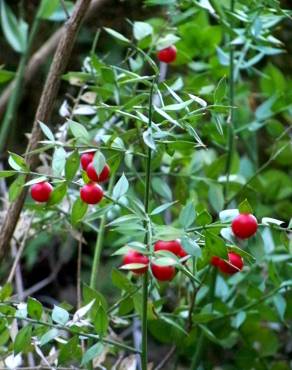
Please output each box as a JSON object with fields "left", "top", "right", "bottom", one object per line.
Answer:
{"left": 79, "top": 152, "right": 110, "bottom": 205}
{"left": 211, "top": 213, "right": 258, "bottom": 275}
{"left": 30, "top": 151, "right": 110, "bottom": 205}
{"left": 122, "top": 240, "right": 188, "bottom": 282}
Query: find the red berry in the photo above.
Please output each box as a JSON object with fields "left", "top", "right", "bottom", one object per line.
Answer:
{"left": 80, "top": 183, "right": 103, "bottom": 204}
{"left": 154, "top": 240, "right": 182, "bottom": 256}
{"left": 218, "top": 252, "right": 244, "bottom": 275}
{"left": 30, "top": 182, "right": 53, "bottom": 203}
{"left": 122, "top": 250, "right": 149, "bottom": 275}
{"left": 80, "top": 152, "right": 94, "bottom": 170}
{"left": 231, "top": 213, "right": 258, "bottom": 239}
{"left": 86, "top": 163, "right": 110, "bottom": 183}
{"left": 157, "top": 46, "right": 177, "bottom": 64}
{"left": 211, "top": 256, "right": 221, "bottom": 267}
{"left": 151, "top": 263, "right": 176, "bottom": 281}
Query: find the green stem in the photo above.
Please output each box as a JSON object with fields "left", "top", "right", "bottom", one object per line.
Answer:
{"left": 190, "top": 269, "right": 217, "bottom": 370}
{"left": 0, "top": 14, "right": 41, "bottom": 153}
{"left": 224, "top": 0, "right": 235, "bottom": 201}
{"left": 2, "top": 314, "right": 139, "bottom": 353}
{"left": 90, "top": 175, "right": 115, "bottom": 289}
{"left": 141, "top": 77, "right": 156, "bottom": 370}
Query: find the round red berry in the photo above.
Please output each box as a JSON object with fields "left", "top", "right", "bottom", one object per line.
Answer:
{"left": 157, "top": 46, "right": 177, "bottom": 64}
{"left": 218, "top": 252, "right": 244, "bottom": 275}
{"left": 122, "top": 250, "right": 149, "bottom": 275}
{"left": 211, "top": 256, "right": 221, "bottom": 267}
{"left": 151, "top": 263, "right": 176, "bottom": 281}
{"left": 80, "top": 152, "right": 95, "bottom": 170}
{"left": 80, "top": 183, "right": 103, "bottom": 204}
{"left": 30, "top": 182, "right": 53, "bottom": 203}
{"left": 86, "top": 163, "right": 110, "bottom": 183}
{"left": 231, "top": 213, "right": 258, "bottom": 239}
{"left": 154, "top": 240, "right": 182, "bottom": 256}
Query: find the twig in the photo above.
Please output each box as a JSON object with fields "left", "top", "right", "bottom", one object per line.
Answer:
{"left": 60, "top": 0, "right": 70, "bottom": 19}
{"left": 17, "top": 261, "right": 62, "bottom": 299}
{"left": 77, "top": 235, "right": 83, "bottom": 309}
{"left": 154, "top": 345, "right": 176, "bottom": 370}
{"left": 7, "top": 215, "right": 34, "bottom": 284}
{"left": 0, "top": 0, "right": 108, "bottom": 120}
{"left": 0, "top": 0, "right": 96, "bottom": 260}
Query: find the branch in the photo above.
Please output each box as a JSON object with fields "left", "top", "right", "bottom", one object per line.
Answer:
{"left": 0, "top": 0, "right": 101, "bottom": 260}
{"left": 0, "top": 0, "right": 108, "bottom": 120}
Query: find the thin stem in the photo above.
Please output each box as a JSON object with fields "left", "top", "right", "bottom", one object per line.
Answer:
{"left": 77, "top": 234, "right": 83, "bottom": 309}
{"left": 141, "top": 77, "right": 157, "bottom": 370}
{"left": 90, "top": 175, "right": 115, "bottom": 289}
{"left": 224, "top": 0, "right": 235, "bottom": 200}
{"left": 0, "top": 13, "right": 41, "bottom": 153}
{"left": 1, "top": 314, "right": 140, "bottom": 353}
{"left": 190, "top": 269, "right": 217, "bottom": 370}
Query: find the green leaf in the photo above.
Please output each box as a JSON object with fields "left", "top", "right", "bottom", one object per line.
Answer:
{"left": 113, "top": 173, "right": 129, "bottom": 200}
{"left": 71, "top": 198, "right": 88, "bottom": 226}
{"left": 58, "top": 336, "right": 82, "bottom": 365}
{"left": 0, "top": 170, "right": 17, "bottom": 178}
{"left": 205, "top": 231, "right": 227, "bottom": 259}
{"left": 40, "top": 328, "right": 59, "bottom": 346}
{"left": 157, "top": 34, "right": 180, "bottom": 50}
{"left": 133, "top": 21, "right": 153, "bottom": 40}
{"left": 111, "top": 269, "right": 135, "bottom": 292}
{"left": 238, "top": 199, "right": 253, "bottom": 214}
{"left": 94, "top": 305, "right": 109, "bottom": 336}
{"left": 65, "top": 150, "right": 79, "bottom": 181}
{"left": 208, "top": 184, "right": 224, "bottom": 213}
{"left": 143, "top": 127, "right": 156, "bottom": 150}
{"left": 81, "top": 342, "right": 104, "bottom": 366}
{"left": 0, "top": 1, "right": 28, "bottom": 53}
{"left": 68, "top": 120, "right": 90, "bottom": 143}
{"left": 48, "top": 182, "right": 67, "bottom": 206}
{"left": 24, "top": 176, "right": 48, "bottom": 186}
{"left": 9, "top": 175, "right": 25, "bottom": 202}
{"left": 52, "top": 305, "right": 69, "bottom": 325}
{"left": 83, "top": 284, "right": 107, "bottom": 311}
{"left": 179, "top": 202, "right": 196, "bottom": 229}
{"left": 0, "top": 68, "right": 15, "bottom": 83}
{"left": 52, "top": 147, "right": 66, "bottom": 176}
{"left": 38, "top": 121, "right": 55, "bottom": 141}
{"left": 196, "top": 210, "right": 212, "bottom": 226}
{"left": 152, "top": 177, "right": 172, "bottom": 201}
{"left": 181, "top": 237, "right": 201, "bottom": 257}
{"left": 27, "top": 297, "right": 43, "bottom": 320}
{"left": 150, "top": 201, "right": 176, "bottom": 216}
{"left": 14, "top": 325, "right": 32, "bottom": 355}
{"left": 273, "top": 294, "right": 286, "bottom": 321}
{"left": 37, "top": 0, "right": 59, "bottom": 19}
{"left": 231, "top": 311, "right": 246, "bottom": 329}
{"left": 104, "top": 27, "right": 130, "bottom": 43}
{"left": 92, "top": 151, "right": 106, "bottom": 176}
{"left": 8, "top": 152, "right": 28, "bottom": 171}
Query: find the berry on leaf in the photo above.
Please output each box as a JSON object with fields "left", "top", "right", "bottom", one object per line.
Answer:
{"left": 212, "top": 252, "right": 244, "bottom": 275}
{"left": 157, "top": 46, "right": 177, "bottom": 64}
{"left": 122, "top": 250, "right": 149, "bottom": 275}
{"left": 151, "top": 263, "right": 176, "bottom": 281}
{"left": 80, "top": 152, "right": 95, "bottom": 170}
{"left": 231, "top": 213, "right": 258, "bottom": 239}
{"left": 80, "top": 183, "right": 103, "bottom": 204}
{"left": 86, "top": 163, "right": 110, "bottom": 183}
{"left": 30, "top": 182, "right": 53, "bottom": 203}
